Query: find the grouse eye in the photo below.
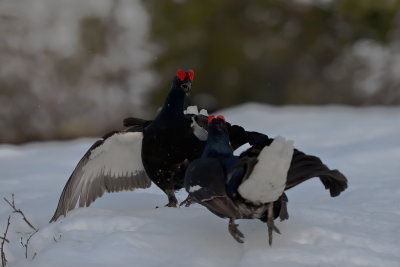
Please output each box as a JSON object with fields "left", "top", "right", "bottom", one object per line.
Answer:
{"left": 177, "top": 69, "right": 186, "bottom": 81}
{"left": 188, "top": 69, "right": 194, "bottom": 82}
{"left": 217, "top": 115, "right": 226, "bottom": 122}
{"left": 208, "top": 115, "right": 215, "bottom": 124}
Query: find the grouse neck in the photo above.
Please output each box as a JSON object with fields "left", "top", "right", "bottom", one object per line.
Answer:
{"left": 202, "top": 131, "right": 233, "bottom": 158}
{"left": 157, "top": 88, "right": 186, "bottom": 121}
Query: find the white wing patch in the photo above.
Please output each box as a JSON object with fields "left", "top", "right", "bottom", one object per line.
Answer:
{"left": 84, "top": 131, "right": 145, "bottom": 179}
{"left": 238, "top": 136, "right": 294, "bottom": 204}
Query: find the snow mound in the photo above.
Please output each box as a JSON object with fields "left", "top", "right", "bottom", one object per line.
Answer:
{"left": 1, "top": 104, "right": 400, "bottom": 266}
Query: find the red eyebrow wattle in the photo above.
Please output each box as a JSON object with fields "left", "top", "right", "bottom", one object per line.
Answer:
{"left": 188, "top": 69, "right": 194, "bottom": 81}
{"left": 177, "top": 69, "right": 186, "bottom": 81}
{"left": 216, "top": 115, "right": 226, "bottom": 122}
{"left": 208, "top": 115, "right": 215, "bottom": 124}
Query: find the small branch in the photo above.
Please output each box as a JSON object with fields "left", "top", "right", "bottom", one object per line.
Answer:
{"left": 20, "top": 229, "right": 38, "bottom": 259}
{"left": 4, "top": 194, "right": 37, "bottom": 232}
{"left": 0, "top": 238, "right": 8, "bottom": 244}
{"left": 1, "top": 215, "right": 11, "bottom": 267}
{"left": 2, "top": 194, "right": 39, "bottom": 262}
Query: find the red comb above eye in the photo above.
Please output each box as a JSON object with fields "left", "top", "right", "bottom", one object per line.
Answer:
{"left": 217, "top": 115, "right": 226, "bottom": 122}
{"left": 188, "top": 69, "right": 194, "bottom": 81}
{"left": 208, "top": 115, "right": 215, "bottom": 124}
{"left": 177, "top": 69, "right": 186, "bottom": 81}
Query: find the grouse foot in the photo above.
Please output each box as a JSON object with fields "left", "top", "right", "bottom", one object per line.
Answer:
{"left": 179, "top": 195, "right": 193, "bottom": 207}
{"left": 228, "top": 218, "right": 244, "bottom": 243}
{"left": 267, "top": 203, "right": 281, "bottom": 246}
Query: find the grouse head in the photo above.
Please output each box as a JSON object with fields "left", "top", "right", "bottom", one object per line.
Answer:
{"left": 203, "top": 114, "right": 232, "bottom": 157}
{"left": 173, "top": 69, "right": 194, "bottom": 96}
{"left": 208, "top": 115, "right": 228, "bottom": 135}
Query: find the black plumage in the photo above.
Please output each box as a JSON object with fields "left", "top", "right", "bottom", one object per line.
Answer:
{"left": 50, "top": 70, "right": 268, "bottom": 221}
{"left": 184, "top": 116, "right": 348, "bottom": 245}
{"left": 140, "top": 71, "right": 204, "bottom": 206}
{"left": 139, "top": 70, "right": 267, "bottom": 207}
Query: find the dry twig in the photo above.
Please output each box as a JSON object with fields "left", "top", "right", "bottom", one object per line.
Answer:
{"left": 1, "top": 215, "right": 11, "bottom": 267}
{"left": 3, "top": 194, "right": 39, "bottom": 262}
{"left": 20, "top": 229, "right": 38, "bottom": 259}
{"left": 3, "top": 194, "right": 37, "bottom": 232}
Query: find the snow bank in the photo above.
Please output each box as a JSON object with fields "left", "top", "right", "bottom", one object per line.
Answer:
{"left": 1, "top": 104, "right": 400, "bottom": 266}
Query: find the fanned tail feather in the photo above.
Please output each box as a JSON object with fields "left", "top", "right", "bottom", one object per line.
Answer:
{"left": 285, "top": 149, "right": 348, "bottom": 197}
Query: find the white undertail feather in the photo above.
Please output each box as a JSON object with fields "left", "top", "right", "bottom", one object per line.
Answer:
{"left": 238, "top": 136, "right": 294, "bottom": 204}
{"left": 184, "top": 106, "right": 199, "bottom": 115}
{"left": 199, "top": 109, "right": 208, "bottom": 116}
{"left": 191, "top": 117, "right": 208, "bottom": 141}
{"left": 184, "top": 106, "right": 209, "bottom": 116}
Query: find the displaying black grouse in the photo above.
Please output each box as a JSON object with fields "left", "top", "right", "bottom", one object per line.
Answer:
{"left": 50, "top": 70, "right": 268, "bottom": 222}
{"left": 184, "top": 115, "right": 348, "bottom": 245}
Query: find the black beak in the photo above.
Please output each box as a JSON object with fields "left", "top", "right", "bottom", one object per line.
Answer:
{"left": 181, "top": 82, "right": 191, "bottom": 96}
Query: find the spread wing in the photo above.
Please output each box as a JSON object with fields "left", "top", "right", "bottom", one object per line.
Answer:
{"left": 50, "top": 130, "right": 151, "bottom": 222}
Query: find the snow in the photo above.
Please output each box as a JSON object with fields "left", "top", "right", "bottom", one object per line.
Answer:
{"left": 238, "top": 136, "right": 294, "bottom": 204}
{"left": 1, "top": 103, "right": 400, "bottom": 266}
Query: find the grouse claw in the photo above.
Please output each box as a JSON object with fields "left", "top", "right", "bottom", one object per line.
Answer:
{"left": 229, "top": 218, "right": 244, "bottom": 243}
{"left": 164, "top": 201, "right": 177, "bottom": 208}
{"left": 279, "top": 194, "right": 289, "bottom": 221}
{"left": 179, "top": 195, "right": 193, "bottom": 207}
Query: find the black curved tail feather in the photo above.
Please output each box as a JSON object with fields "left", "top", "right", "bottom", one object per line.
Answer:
{"left": 123, "top": 117, "right": 151, "bottom": 128}
{"left": 285, "top": 149, "right": 348, "bottom": 197}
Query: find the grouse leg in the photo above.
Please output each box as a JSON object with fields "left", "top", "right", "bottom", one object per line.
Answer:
{"left": 179, "top": 195, "right": 193, "bottom": 207}
{"left": 267, "top": 203, "right": 281, "bottom": 246}
{"left": 279, "top": 193, "right": 289, "bottom": 221}
{"left": 228, "top": 218, "right": 244, "bottom": 243}
{"left": 164, "top": 189, "right": 178, "bottom": 207}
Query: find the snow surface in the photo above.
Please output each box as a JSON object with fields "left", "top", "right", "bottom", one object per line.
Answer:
{"left": 1, "top": 103, "right": 400, "bottom": 267}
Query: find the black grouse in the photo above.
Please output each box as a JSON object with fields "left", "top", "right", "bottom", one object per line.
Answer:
{"left": 50, "top": 70, "right": 268, "bottom": 222}
{"left": 184, "top": 115, "right": 348, "bottom": 245}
